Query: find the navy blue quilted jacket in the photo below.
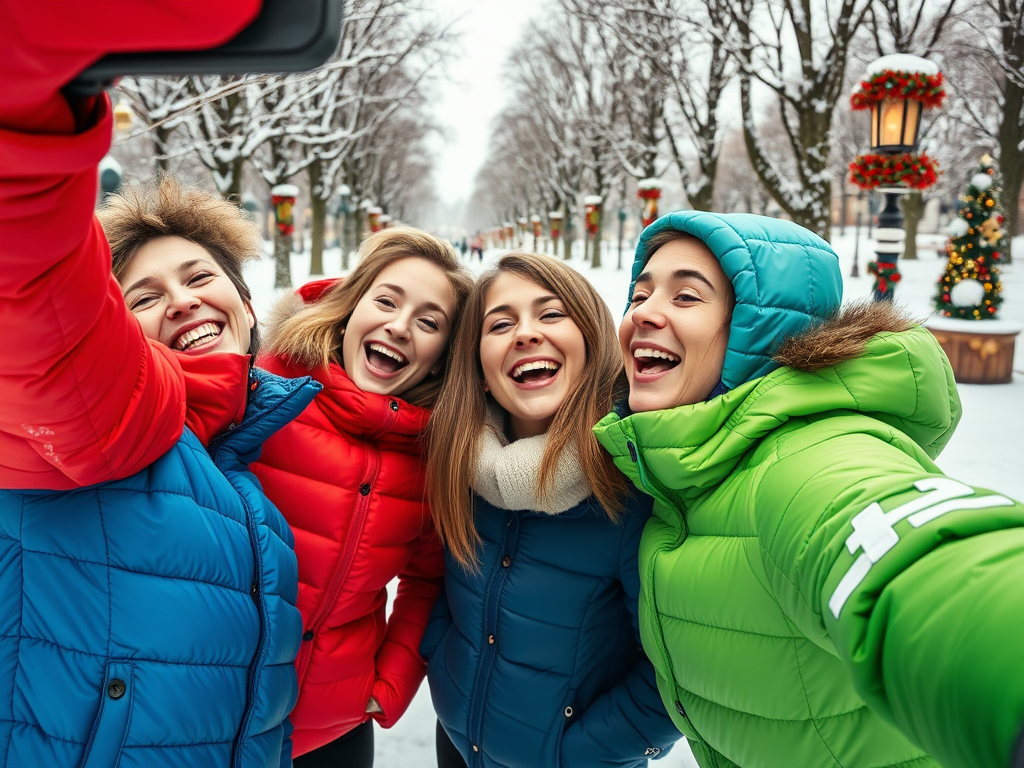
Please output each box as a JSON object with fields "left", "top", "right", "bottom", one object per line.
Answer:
{"left": 0, "top": 367, "right": 320, "bottom": 768}
{"left": 420, "top": 491, "right": 681, "bottom": 768}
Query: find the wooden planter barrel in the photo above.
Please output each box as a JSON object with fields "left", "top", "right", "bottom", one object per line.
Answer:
{"left": 924, "top": 317, "right": 1023, "bottom": 385}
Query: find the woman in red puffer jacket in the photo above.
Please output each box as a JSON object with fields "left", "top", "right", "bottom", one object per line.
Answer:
{"left": 251, "top": 228, "right": 474, "bottom": 767}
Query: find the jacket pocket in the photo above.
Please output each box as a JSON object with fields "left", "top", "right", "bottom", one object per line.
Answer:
{"left": 79, "top": 661, "right": 134, "bottom": 768}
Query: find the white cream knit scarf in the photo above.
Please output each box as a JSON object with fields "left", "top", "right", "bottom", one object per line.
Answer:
{"left": 472, "top": 405, "right": 591, "bottom": 515}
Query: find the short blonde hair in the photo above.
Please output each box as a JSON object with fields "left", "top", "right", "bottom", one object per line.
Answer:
{"left": 98, "top": 177, "right": 263, "bottom": 354}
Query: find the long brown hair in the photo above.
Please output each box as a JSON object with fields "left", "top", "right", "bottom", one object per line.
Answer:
{"left": 266, "top": 227, "right": 474, "bottom": 408}
{"left": 426, "top": 253, "right": 629, "bottom": 569}
{"left": 99, "top": 177, "right": 263, "bottom": 355}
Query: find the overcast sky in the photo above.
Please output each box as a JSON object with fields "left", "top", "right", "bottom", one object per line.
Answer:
{"left": 430, "top": 0, "right": 545, "bottom": 207}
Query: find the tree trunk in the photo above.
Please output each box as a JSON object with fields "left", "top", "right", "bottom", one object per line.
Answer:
{"left": 154, "top": 124, "right": 173, "bottom": 177}
{"left": 998, "top": 76, "right": 1022, "bottom": 259}
{"left": 308, "top": 159, "right": 325, "bottom": 276}
{"left": 562, "top": 201, "right": 573, "bottom": 260}
{"left": 900, "top": 193, "right": 923, "bottom": 260}
{"left": 273, "top": 230, "right": 292, "bottom": 289}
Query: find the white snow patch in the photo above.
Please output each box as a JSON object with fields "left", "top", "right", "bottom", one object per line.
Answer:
{"left": 971, "top": 174, "right": 993, "bottom": 191}
{"left": 865, "top": 54, "right": 940, "bottom": 78}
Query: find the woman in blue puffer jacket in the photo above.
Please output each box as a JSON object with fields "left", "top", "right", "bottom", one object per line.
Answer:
{"left": 421, "top": 253, "right": 681, "bottom": 768}
{"left": 0, "top": 7, "right": 319, "bottom": 765}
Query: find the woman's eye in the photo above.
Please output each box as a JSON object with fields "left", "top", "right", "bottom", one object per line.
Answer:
{"left": 375, "top": 297, "right": 397, "bottom": 309}
{"left": 675, "top": 291, "right": 702, "bottom": 303}
{"left": 130, "top": 295, "right": 157, "bottom": 311}
{"left": 629, "top": 293, "right": 648, "bottom": 304}
{"left": 419, "top": 317, "right": 440, "bottom": 331}
{"left": 488, "top": 319, "right": 513, "bottom": 333}
{"left": 540, "top": 310, "right": 565, "bottom": 321}
{"left": 188, "top": 272, "right": 215, "bottom": 285}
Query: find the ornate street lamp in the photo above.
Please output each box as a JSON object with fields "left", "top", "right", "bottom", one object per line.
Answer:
{"left": 849, "top": 54, "right": 945, "bottom": 301}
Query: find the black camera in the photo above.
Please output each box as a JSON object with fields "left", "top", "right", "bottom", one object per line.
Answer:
{"left": 68, "top": 0, "right": 344, "bottom": 96}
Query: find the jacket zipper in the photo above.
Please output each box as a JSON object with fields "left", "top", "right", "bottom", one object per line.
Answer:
{"left": 467, "top": 511, "right": 518, "bottom": 766}
{"left": 295, "top": 402, "right": 398, "bottom": 683}
{"left": 208, "top": 435, "right": 269, "bottom": 768}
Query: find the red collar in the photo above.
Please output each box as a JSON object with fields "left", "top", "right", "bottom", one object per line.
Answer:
{"left": 259, "top": 353, "right": 430, "bottom": 441}
{"left": 176, "top": 350, "right": 250, "bottom": 446}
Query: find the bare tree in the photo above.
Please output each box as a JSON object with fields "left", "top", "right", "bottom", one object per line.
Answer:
{"left": 727, "top": 0, "right": 873, "bottom": 240}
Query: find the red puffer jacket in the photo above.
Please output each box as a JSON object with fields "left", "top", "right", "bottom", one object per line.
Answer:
{"left": 252, "top": 286, "right": 443, "bottom": 756}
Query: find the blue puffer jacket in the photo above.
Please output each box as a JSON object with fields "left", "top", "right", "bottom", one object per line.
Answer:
{"left": 421, "top": 490, "right": 681, "bottom": 768}
{"left": 0, "top": 366, "right": 320, "bottom": 768}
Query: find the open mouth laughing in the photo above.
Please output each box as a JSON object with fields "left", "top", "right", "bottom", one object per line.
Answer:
{"left": 509, "top": 359, "right": 561, "bottom": 386}
{"left": 365, "top": 341, "right": 409, "bottom": 376}
{"left": 173, "top": 322, "right": 224, "bottom": 352}
{"left": 632, "top": 347, "right": 681, "bottom": 377}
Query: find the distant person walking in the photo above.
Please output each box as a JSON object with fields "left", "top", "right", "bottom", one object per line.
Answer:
{"left": 471, "top": 233, "right": 484, "bottom": 261}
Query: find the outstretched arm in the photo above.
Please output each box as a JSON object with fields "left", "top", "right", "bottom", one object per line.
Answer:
{"left": 756, "top": 430, "right": 1024, "bottom": 768}
{"left": 0, "top": 1, "right": 259, "bottom": 489}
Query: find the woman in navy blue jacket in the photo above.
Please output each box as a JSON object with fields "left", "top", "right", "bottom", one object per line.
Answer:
{"left": 422, "top": 253, "right": 681, "bottom": 768}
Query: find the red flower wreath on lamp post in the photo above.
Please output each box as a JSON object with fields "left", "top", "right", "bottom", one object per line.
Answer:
{"left": 637, "top": 178, "right": 661, "bottom": 230}
{"left": 849, "top": 54, "right": 945, "bottom": 302}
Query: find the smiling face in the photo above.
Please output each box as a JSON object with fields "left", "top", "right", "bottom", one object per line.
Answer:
{"left": 120, "top": 235, "right": 255, "bottom": 356}
{"left": 479, "top": 272, "right": 586, "bottom": 440}
{"left": 620, "top": 236, "right": 734, "bottom": 412}
{"left": 340, "top": 256, "right": 457, "bottom": 397}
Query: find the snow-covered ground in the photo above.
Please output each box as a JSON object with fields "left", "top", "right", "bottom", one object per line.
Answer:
{"left": 244, "top": 229, "right": 1022, "bottom": 768}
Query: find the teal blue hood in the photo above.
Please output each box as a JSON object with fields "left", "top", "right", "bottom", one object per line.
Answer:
{"left": 629, "top": 211, "right": 843, "bottom": 389}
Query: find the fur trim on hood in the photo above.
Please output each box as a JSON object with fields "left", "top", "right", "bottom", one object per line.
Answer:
{"left": 773, "top": 300, "right": 920, "bottom": 372}
{"left": 263, "top": 277, "right": 343, "bottom": 348}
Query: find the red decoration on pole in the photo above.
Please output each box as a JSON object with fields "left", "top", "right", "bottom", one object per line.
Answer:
{"left": 849, "top": 153, "right": 940, "bottom": 190}
{"left": 584, "top": 196, "right": 602, "bottom": 237}
{"left": 367, "top": 206, "right": 383, "bottom": 233}
{"left": 637, "top": 179, "right": 661, "bottom": 229}
{"left": 271, "top": 184, "right": 299, "bottom": 236}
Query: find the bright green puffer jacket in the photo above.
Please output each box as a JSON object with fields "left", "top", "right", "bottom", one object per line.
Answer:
{"left": 595, "top": 307, "right": 1024, "bottom": 768}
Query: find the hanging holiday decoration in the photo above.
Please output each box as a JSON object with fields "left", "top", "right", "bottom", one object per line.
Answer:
{"left": 367, "top": 206, "right": 383, "bottom": 233}
{"left": 850, "top": 69, "right": 945, "bottom": 110}
{"left": 584, "top": 195, "right": 602, "bottom": 237}
{"left": 849, "top": 54, "right": 944, "bottom": 192}
{"left": 271, "top": 184, "right": 299, "bottom": 236}
{"left": 849, "top": 153, "right": 939, "bottom": 190}
{"left": 637, "top": 178, "right": 662, "bottom": 229}
{"left": 548, "top": 211, "right": 563, "bottom": 241}
{"left": 934, "top": 156, "right": 1006, "bottom": 320}
{"left": 866, "top": 260, "right": 901, "bottom": 294}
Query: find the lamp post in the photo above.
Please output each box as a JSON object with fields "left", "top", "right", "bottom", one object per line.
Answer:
{"left": 530, "top": 214, "right": 542, "bottom": 251}
{"left": 849, "top": 54, "right": 945, "bottom": 301}
{"left": 548, "top": 212, "right": 562, "bottom": 257}
{"left": 271, "top": 184, "right": 299, "bottom": 289}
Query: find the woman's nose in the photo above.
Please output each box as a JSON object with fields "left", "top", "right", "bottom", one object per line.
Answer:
{"left": 631, "top": 297, "right": 666, "bottom": 329}
{"left": 514, "top": 321, "right": 542, "bottom": 348}
{"left": 166, "top": 287, "right": 201, "bottom": 318}
{"left": 385, "top": 314, "right": 411, "bottom": 339}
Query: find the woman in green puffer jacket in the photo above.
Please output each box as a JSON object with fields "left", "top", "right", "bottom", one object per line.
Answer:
{"left": 593, "top": 211, "right": 1024, "bottom": 768}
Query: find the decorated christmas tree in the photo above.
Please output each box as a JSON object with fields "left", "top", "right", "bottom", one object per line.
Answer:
{"left": 934, "top": 156, "right": 1007, "bottom": 319}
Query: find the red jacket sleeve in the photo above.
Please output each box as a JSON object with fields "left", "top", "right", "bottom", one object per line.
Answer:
{"left": 371, "top": 522, "right": 445, "bottom": 728}
{"left": 0, "top": 0, "right": 260, "bottom": 489}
